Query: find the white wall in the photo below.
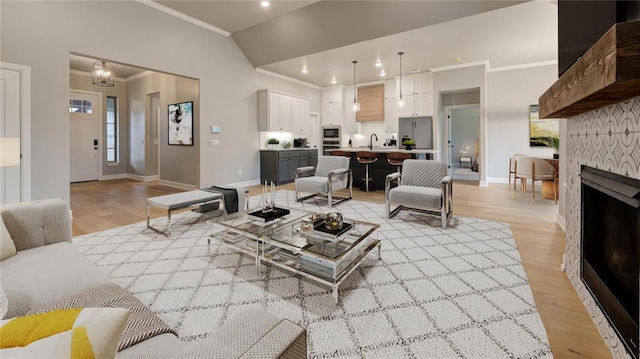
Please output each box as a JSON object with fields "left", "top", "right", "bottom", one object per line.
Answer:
{"left": 1, "top": 1, "right": 321, "bottom": 201}
{"left": 486, "top": 64, "right": 558, "bottom": 180}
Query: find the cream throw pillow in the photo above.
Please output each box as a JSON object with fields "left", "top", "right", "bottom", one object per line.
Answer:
{"left": 0, "top": 215, "right": 16, "bottom": 261}
{"left": 0, "top": 307, "right": 130, "bottom": 359}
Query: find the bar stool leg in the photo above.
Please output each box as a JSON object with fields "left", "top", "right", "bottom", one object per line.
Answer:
{"left": 365, "top": 164, "right": 370, "bottom": 192}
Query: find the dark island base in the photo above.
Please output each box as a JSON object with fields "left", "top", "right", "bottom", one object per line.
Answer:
{"left": 348, "top": 152, "right": 432, "bottom": 191}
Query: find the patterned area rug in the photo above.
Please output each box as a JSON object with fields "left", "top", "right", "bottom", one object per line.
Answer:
{"left": 73, "top": 190, "right": 553, "bottom": 358}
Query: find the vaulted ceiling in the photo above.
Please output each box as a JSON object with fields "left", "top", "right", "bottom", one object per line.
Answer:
{"left": 70, "top": 1, "right": 558, "bottom": 87}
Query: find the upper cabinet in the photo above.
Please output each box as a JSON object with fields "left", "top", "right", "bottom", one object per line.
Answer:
{"left": 398, "top": 73, "right": 434, "bottom": 117}
{"left": 291, "top": 97, "right": 311, "bottom": 135}
{"left": 259, "top": 90, "right": 310, "bottom": 132}
{"left": 322, "top": 86, "right": 345, "bottom": 127}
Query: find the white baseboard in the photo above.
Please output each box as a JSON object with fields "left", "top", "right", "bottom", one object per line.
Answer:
{"left": 100, "top": 173, "right": 128, "bottom": 181}
{"left": 479, "top": 180, "right": 488, "bottom": 187}
{"left": 128, "top": 174, "right": 159, "bottom": 182}
{"left": 227, "top": 179, "right": 261, "bottom": 188}
{"left": 561, "top": 253, "right": 566, "bottom": 272}
{"left": 487, "top": 177, "right": 509, "bottom": 184}
{"left": 556, "top": 213, "right": 566, "bottom": 232}
{"left": 158, "top": 179, "right": 196, "bottom": 190}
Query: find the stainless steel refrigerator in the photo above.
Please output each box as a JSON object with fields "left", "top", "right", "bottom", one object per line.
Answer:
{"left": 399, "top": 116, "right": 433, "bottom": 149}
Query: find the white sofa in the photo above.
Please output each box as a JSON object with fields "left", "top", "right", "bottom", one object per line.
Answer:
{"left": 0, "top": 199, "right": 306, "bottom": 358}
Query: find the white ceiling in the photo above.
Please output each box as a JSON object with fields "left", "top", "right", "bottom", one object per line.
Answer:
{"left": 69, "top": 54, "right": 149, "bottom": 79}
{"left": 261, "top": 1, "right": 558, "bottom": 86}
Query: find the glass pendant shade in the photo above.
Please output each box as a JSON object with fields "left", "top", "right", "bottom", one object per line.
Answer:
{"left": 92, "top": 60, "right": 115, "bottom": 87}
{"left": 352, "top": 60, "right": 359, "bottom": 112}
{"left": 397, "top": 51, "right": 404, "bottom": 109}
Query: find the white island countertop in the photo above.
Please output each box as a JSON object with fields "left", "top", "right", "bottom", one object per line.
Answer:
{"left": 334, "top": 147, "right": 440, "bottom": 154}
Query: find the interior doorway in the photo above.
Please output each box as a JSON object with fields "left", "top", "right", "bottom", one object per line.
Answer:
{"left": 445, "top": 104, "right": 479, "bottom": 181}
{"left": 148, "top": 92, "right": 160, "bottom": 177}
{"left": 70, "top": 91, "right": 101, "bottom": 183}
{"left": 0, "top": 62, "right": 31, "bottom": 204}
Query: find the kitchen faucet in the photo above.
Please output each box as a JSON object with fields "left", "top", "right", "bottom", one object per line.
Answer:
{"left": 369, "top": 133, "right": 378, "bottom": 150}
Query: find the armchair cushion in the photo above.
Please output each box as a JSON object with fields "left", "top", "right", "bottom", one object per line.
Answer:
{"left": 401, "top": 160, "right": 447, "bottom": 188}
{"left": 295, "top": 176, "right": 346, "bottom": 194}
{"left": 315, "top": 156, "right": 349, "bottom": 180}
{"left": 389, "top": 186, "right": 442, "bottom": 209}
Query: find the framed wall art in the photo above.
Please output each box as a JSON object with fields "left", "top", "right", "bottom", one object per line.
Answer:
{"left": 529, "top": 104, "right": 559, "bottom": 146}
{"left": 168, "top": 101, "right": 193, "bottom": 146}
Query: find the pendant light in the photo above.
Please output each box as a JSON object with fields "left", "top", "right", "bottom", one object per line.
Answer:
{"left": 397, "top": 52, "right": 405, "bottom": 108}
{"left": 352, "top": 60, "right": 360, "bottom": 112}
{"left": 92, "top": 60, "right": 115, "bottom": 87}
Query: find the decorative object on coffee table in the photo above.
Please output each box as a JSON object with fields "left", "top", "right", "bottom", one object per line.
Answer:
{"left": 325, "top": 212, "right": 343, "bottom": 230}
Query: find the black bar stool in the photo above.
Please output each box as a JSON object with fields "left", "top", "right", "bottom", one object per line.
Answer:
{"left": 356, "top": 151, "right": 378, "bottom": 192}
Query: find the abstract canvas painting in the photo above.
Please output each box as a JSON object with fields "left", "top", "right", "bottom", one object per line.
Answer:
{"left": 529, "top": 104, "right": 559, "bottom": 146}
{"left": 168, "top": 101, "right": 193, "bottom": 146}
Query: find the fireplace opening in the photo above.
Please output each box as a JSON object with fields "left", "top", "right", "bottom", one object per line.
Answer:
{"left": 581, "top": 166, "right": 639, "bottom": 358}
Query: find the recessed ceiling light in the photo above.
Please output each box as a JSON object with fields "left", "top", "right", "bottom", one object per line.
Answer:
{"left": 260, "top": 1, "right": 270, "bottom": 7}
{"left": 375, "top": 61, "right": 382, "bottom": 68}
{"left": 331, "top": 79, "right": 337, "bottom": 84}
{"left": 301, "top": 68, "right": 308, "bottom": 74}
{"left": 452, "top": 57, "right": 462, "bottom": 63}
{"left": 411, "top": 68, "right": 420, "bottom": 73}
{"left": 379, "top": 70, "right": 386, "bottom": 77}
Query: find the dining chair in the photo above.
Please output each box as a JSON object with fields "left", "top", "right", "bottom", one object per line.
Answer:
{"left": 513, "top": 156, "right": 556, "bottom": 203}
{"left": 508, "top": 154, "right": 526, "bottom": 191}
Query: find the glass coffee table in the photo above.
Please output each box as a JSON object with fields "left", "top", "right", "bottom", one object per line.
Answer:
{"left": 209, "top": 207, "right": 380, "bottom": 302}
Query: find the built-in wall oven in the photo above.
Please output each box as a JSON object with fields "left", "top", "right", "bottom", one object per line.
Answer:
{"left": 322, "top": 126, "right": 341, "bottom": 156}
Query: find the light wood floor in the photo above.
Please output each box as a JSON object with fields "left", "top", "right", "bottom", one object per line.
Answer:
{"left": 70, "top": 179, "right": 611, "bottom": 358}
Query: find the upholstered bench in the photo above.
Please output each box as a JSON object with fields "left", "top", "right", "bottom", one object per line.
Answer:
{"left": 146, "top": 188, "right": 248, "bottom": 236}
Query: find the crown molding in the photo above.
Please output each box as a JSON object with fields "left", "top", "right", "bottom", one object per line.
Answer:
{"left": 136, "top": 0, "right": 231, "bottom": 37}
{"left": 70, "top": 69, "right": 126, "bottom": 82}
{"left": 255, "top": 68, "right": 322, "bottom": 90}
{"left": 429, "top": 60, "right": 489, "bottom": 73}
{"left": 125, "top": 71, "right": 155, "bottom": 82}
{"left": 488, "top": 60, "right": 557, "bottom": 73}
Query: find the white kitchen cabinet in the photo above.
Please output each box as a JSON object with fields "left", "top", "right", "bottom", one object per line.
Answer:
{"left": 322, "top": 86, "right": 343, "bottom": 104}
{"left": 259, "top": 90, "right": 291, "bottom": 132}
{"left": 384, "top": 98, "right": 398, "bottom": 133}
{"left": 291, "top": 97, "right": 311, "bottom": 135}
{"left": 398, "top": 93, "right": 433, "bottom": 117}
{"left": 400, "top": 74, "right": 433, "bottom": 96}
{"left": 384, "top": 80, "right": 396, "bottom": 100}
{"left": 322, "top": 102, "right": 343, "bottom": 127}
{"left": 322, "top": 86, "right": 345, "bottom": 128}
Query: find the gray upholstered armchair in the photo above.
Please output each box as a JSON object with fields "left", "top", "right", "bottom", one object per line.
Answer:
{"left": 385, "top": 159, "right": 453, "bottom": 228}
{"left": 295, "top": 156, "right": 353, "bottom": 207}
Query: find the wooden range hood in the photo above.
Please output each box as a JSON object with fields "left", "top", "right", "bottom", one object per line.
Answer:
{"left": 539, "top": 20, "right": 640, "bottom": 119}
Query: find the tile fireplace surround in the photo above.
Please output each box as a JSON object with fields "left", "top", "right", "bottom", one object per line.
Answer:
{"left": 566, "top": 96, "right": 640, "bottom": 359}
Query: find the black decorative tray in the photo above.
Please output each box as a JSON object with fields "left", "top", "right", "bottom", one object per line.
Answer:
{"left": 248, "top": 207, "right": 290, "bottom": 222}
{"left": 313, "top": 221, "right": 353, "bottom": 239}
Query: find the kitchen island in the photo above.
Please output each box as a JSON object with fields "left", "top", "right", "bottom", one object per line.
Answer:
{"left": 331, "top": 147, "right": 441, "bottom": 191}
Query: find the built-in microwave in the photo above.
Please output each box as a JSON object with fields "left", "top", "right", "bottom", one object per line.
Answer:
{"left": 322, "top": 126, "right": 341, "bottom": 140}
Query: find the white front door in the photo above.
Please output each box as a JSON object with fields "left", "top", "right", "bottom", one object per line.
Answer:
{"left": 70, "top": 92, "right": 100, "bottom": 182}
{"left": 0, "top": 68, "right": 22, "bottom": 204}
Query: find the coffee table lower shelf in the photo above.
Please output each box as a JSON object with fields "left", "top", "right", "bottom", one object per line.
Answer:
{"left": 209, "top": 232, "right": 381, "bottom": 303}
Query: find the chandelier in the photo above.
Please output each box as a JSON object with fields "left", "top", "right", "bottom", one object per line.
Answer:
{"left": 92, "top": 60, "right": 115, "bottom": 87}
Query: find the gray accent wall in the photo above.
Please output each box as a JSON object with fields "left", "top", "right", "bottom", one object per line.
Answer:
{"left": 69, "top": 73, "right": 129, "bottom": 177}
{"left": 1, "top": 1, "right": 320, "bottom": 201}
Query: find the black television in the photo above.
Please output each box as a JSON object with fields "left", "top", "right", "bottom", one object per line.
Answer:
{"left": 558, "top": 0, "right": 640, "bottom": 77}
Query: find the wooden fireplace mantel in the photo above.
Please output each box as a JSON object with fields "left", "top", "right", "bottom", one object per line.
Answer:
{"left": 539, "top": 20, "right": 640, "bottom": 119}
